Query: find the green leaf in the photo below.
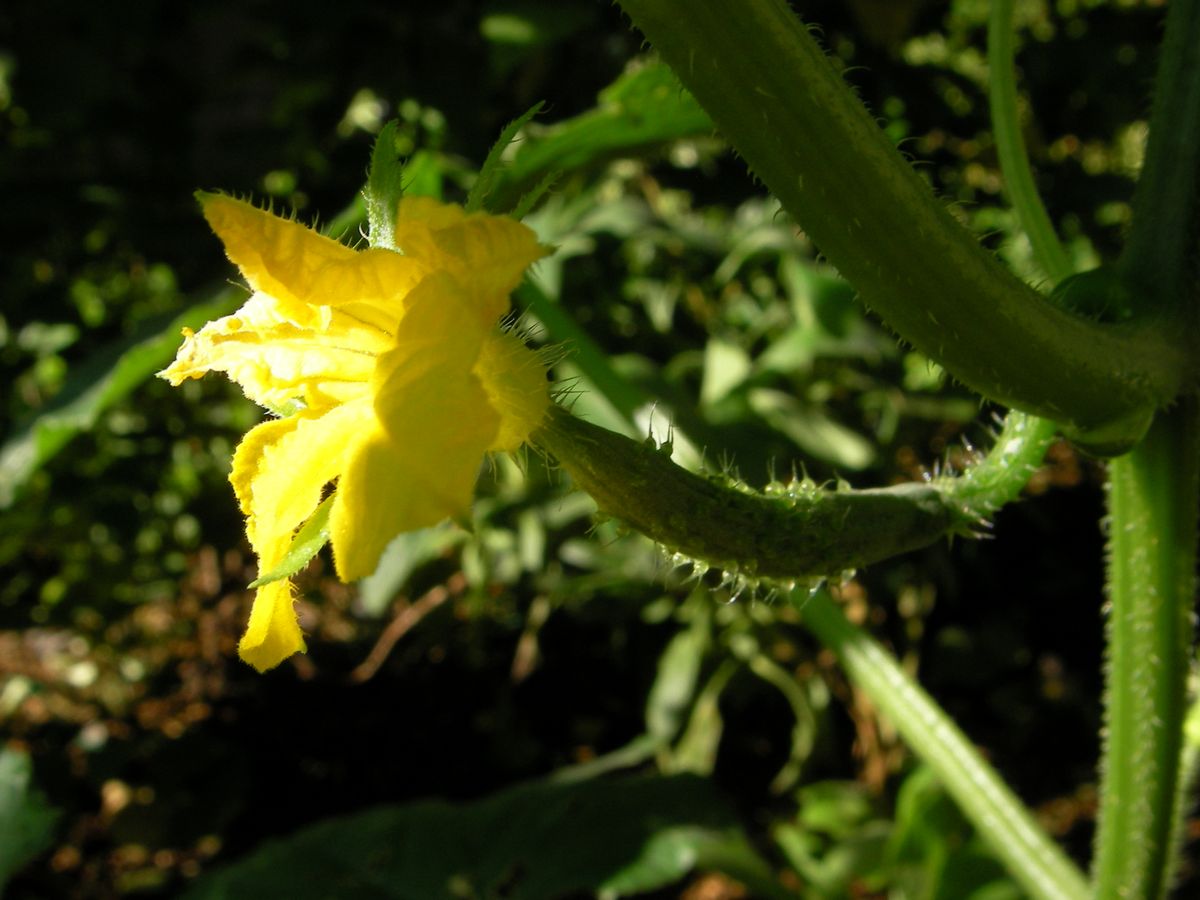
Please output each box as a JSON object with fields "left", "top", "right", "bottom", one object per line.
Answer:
{"left": 667, "top": 658, "right": 738, "bottom": 776}
{"left": 248, "top": 495, "right": 334, "bottom": 588}
{"left": 399, "top": 149, "right": 445, "bottom": 202}
{"left": 485, "top": 60, "right": 714, "bottom": 212}
{"left": 0, "top": 748, "right": 60, "bottom": 891}
{"left": 645, "top": 601, "right": 710, "bottom": 743}
{"left": 0, "top": 289, "right": 240, "bottom": 509}
{"left": 180, "top": 774, "right": 783, "bottom": 900}
{"left": 699, "top": 337, "right": 753, "bottom": 408}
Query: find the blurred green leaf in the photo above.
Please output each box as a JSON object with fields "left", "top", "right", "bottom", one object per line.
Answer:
{"left": 747, "top": 388, "right": 875, "bottom": 470}
{"left": 356, "top": 525, "right": 467, "bottom": 617}
{"left": 181, "top": 774, "right": 783, "bottom": 900}
{"left": 0, "top": 748, "right": 59, "bottom": 891}
{"left": 666, "top": 658, "right": 738, "bottom": 776}
{"left": 884, "top": 765, "right": 1019, "bottom": 899}
{"left": 700, "top": 338, "right": 753, "bottom": 408}
{"left": 645, "top": 600, "right": 711, "bottom": 744}
{"left": 0, "top": 289, "right": 240, "bottom": 509}
{"left": 773, "top": 781, "right": 889, "bottom": 898}
{"left": 488, "top": 60, "right": 713, "bottom": 211}
{"left": 400, "top": 150, "right": 445, "bottom": 201}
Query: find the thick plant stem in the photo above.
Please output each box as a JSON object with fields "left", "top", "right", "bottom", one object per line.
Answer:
{"left": 1119, "top": 0, "right": 1200, "bottom": 317}
{"left": 616, "top": 0, "right": 1184, "bottom": 445}
{"left": 1094, "top": 400, "right": 1200, "bottom": 899}
{"left": 1092, "top": 5, "right": 1200, "bottom": 891}
{"left": 795, "top": 589, "right": 1089, "bottom": 900}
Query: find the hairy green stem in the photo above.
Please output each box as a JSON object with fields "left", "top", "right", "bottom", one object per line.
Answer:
{"left": 795, "top": 589, "right": 1090, "bottom": 900}
{"left": 534, "top": 405, "right": 1061, "bottom": 582}
{"left": 938, "top": 411, "right": 1057, "bottom": 522}
{"left": 534, "top": 406, "right": 960, "bottom": 580}
{"left": 987, "top": 0, "right": 1072, "bottom": 284}
{"left": 1091, "top": 6, "right": 1200, "bottom": 892}
{"left": 616, "top": 0, "right": 1184, "bottom": 448}
{"left": 1094, "top": 400, "right": 1200, "bottom": 898}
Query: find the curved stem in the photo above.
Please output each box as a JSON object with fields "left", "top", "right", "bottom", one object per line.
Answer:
{"left": 533, "top": 406, "right": 958, "bottom": 580}
{"left": 938, "top": 411, "right": 1057, "bottom": 523}
{"left": 1093, "top": 400, "right": 1200, "bottom": 898}
{"left": 535, "top": 404, "right": 1059, "bottom": 581}
{"left": 795, "top": 589, "right": 1089, "bottom": 900}
{"left": 616, "top": 0, "right": 1184, "bottom": 445}
{"left": 987, "top": 0, "right": 1073, "bottom": 284}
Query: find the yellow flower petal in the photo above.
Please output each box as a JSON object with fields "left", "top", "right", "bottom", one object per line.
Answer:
{"left": 229, "top": 415, "right": 299, "bottom": 517}
{"left": 329, "top": 423, "right": 488, "bottom": 581}
{"left": 394, "top": 197, "right": 549, "bottom": 323}
{"left": 230, "top": 402, "right": 372, "bottom": 546}
{"left": 475, "top": 331, "right": 550, "bottom": 452}
{"left": 238, "top": 534, "right": 307, "bottom": 673}
{"left": 369, "top": 273, "right": 488, "bottom": 420}
{"left": 199, "top": 193, "right": 426, "bottom": 318}
{"left": 331, "top": 276, "right": 501, "bottom": 580}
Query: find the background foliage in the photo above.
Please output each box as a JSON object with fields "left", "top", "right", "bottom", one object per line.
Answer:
{"left": 0, "top": 0, "right": 1184, "bottom": 897}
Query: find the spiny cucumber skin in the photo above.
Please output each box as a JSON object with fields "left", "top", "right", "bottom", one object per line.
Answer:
{"left": 534, "top": 407, "right": 962, "bottom": 582}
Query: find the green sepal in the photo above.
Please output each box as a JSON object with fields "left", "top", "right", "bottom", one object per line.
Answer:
{"left": 466, "top": 101, "right": 545, "bottom": 214}
{"left": 510, "top": 169, "right": 561, "bottom": 220}
{"left": 365, "top": 121, "right": 406, "bottom": 250}
{"left": 248, "top": 494, "right": 335, "bottom": 588}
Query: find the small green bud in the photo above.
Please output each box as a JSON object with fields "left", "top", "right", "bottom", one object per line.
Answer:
{"left": 365, "top": 121, "right": 406, "bottom": 251}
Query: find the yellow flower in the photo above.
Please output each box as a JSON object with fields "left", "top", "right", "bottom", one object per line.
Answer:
{"left": 161, "top": 194, "right": 550, "bottom": 672}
